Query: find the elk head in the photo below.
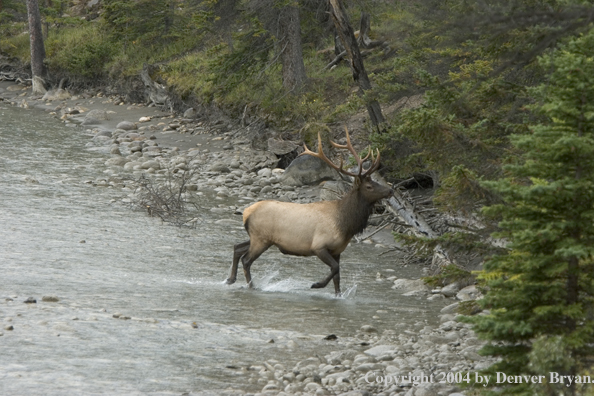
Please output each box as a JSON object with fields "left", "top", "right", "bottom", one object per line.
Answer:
{"left": 300, "top": 126, "right": 392, "bottom": 205}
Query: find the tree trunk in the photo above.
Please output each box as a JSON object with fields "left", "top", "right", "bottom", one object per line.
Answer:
{"left": 334, "top": 31, "right": 344, "bottom": 55}
{"left": 329, "top": 0, "right": 384, "bottom": 131}
{"left": 357, "top": 12, "right": 371, "bottom": 48}
{"left": 278, "top": 3, "right": 306, "bottom": 93}
{"left": 164, "top": 0, "right": 175, "bottom": 36}
{"left": 27, "top": 0, "right": 47, "bottom": 94}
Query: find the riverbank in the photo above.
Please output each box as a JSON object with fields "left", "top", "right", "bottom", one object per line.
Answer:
{"left": 0, "top": 80, "right": 492, "bottom": 396}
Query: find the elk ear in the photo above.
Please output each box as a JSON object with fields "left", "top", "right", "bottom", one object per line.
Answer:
{"left": 353, "top": 176, "right": 362, "bottom": 188}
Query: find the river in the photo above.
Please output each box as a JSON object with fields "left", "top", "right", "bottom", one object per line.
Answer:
{"left": 0, "top": 104, "right": 444, "bottom": 395}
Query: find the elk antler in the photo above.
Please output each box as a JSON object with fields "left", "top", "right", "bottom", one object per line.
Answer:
{"left": 300, "top": 126, "right": 381, "bottom": 178}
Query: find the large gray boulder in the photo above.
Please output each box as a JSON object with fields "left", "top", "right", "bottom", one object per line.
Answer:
{"left": 267, "top": 138, "right": 299, "bottom": 155}
{"left": 320, "top": 180, "right": 351, "bottom": 201}
{"left": 440, "top": 281, "right": 462, "bottom": 298}
{"left": 116, "top": 121, "right": 137, "bottom": 130}
{"left": 280, "top": 155, "right": 341, "bottom": 186}
{"left": 456, "top": 285, "right": 482, "bottom": 301}
{"left": 82, "top": 109, "right": 109, "bottom": 125}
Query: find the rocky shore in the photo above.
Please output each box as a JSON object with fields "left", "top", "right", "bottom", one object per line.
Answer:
{"left": 0, "top": 80, "right": 492, "bottom": 396}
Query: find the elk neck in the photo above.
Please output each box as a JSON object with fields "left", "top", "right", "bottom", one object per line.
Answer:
{"left": 335, "top": 187, "right": 374, "bottom": 238}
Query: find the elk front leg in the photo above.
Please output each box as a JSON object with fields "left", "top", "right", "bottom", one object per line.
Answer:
{"left": 332, "top": 254, "right": 341, "bottom": 296}
{"left": 241, "top": 241, "right": 271, "bottom": 287}
{"left": 312, "top": 250, "right": 341, "bottom": 295}
{"left": 226, "top": 240, "right": 250, "bottom": 285}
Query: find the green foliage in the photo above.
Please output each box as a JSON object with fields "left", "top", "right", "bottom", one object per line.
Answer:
{"left": 0, "top": 26, "right": 31, "bottom": 61}
{"left": 457, "top": 300, "right": 482, "bottom": 316}
{"left": 208, "top": 19, "right": 272, "bottom": 96}
{"left": 0, "top": 0, "right": 26, "bottom": 24}
{"left": 464, "top": 29, "right": 594, "bottom": 395}
{"left": 45, "top": 24, "right": 116, "bottom": 78}
{"left": 434, "top": 165, "right": 496, "bottom": 214}
{"left": 423, "top": 263, "right": 474, "bottom": 288}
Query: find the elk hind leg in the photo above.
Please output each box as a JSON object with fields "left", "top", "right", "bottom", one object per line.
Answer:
{"left": 312, "top": 250, "right": 341, "bottom": 295}
{"left": 226, "top": 240, "right": 250, "bottom": 285}
{"left": 241, "top": 241, "right": 270, "bottom": 287}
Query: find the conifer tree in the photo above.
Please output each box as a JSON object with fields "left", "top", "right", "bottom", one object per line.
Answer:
{"left": 468, "top": 29, "right": 594, "bottom": 395}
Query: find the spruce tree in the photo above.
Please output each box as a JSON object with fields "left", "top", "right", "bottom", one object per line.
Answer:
{"left": 468, "top": 29, "right": 594, "bottom": 395}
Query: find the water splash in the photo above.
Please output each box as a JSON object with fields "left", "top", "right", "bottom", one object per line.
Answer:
{"left": 260, "top": 277, "right": 310, "bottom": 293}
{"left": 339, "top": 283, "right": 358, "bottom": 299}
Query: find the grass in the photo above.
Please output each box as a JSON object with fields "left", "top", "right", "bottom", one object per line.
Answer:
{"left": 0, "top": 23, "right": 31, "bottom": 62}
{"left": 0, "top": 3, "right": 410, "bottom": 131}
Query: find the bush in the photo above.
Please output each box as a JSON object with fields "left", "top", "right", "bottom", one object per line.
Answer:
{"left": 45, "top": 24, "right": 116, "bottom": 78}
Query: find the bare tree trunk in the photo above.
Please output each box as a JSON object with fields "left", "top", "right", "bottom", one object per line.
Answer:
{"left": 334, "top": 31, "right": 344, "bottom": 55}
{"left": 164, "top": 0, "right": 175, "bottom": 36}
{"left": 278, "top": 3, "right": 306, "bottom": 93}
{"left": 329, "top": 0, "right": 384, "bottom": 131}
{"left": 27, "top": 0, "right": 47, "bottom": 94}
{"left": 357, "top": 12, "right": 371, "bottom": 48}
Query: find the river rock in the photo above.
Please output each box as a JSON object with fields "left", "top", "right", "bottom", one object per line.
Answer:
{"left": 325, "top": 350, "right": 359, "bottom": 365}
{"left": 42, "top": 295, "right": 59, "bottom": 302}
{"left": 183, "top": 107, "right": 198, "bottom": 118}
{"left": 124, "top": 161, "right": 142, "bottom": 171}
{"left": 267, "top": 138, "right": 299, "bottom": 155}
{"left": 456, "top": 285, "right": 481, "bottom": 301}
{"left": 392, "top": 279, "right": 430, "bottom": 294}
{"left": 281, "top": 155, "right": 340, "bottom": 186}
{"left": 257, "top": 168, "right": 272, "bottom": 178}
{"left": 94, "top": 130, "right": 113, "bottom": 138}
{"left": 440, "top": 302, "right": 460, "bottom": 314}
{"left": 209, "top": 162, "right": 231, "bottom": 173}
{"left": 440, "top": 282, "right": 462, "bottom": 297}
{"left": 364, "top": 345, "right": 397, "bottom": 357}
{"left": 360, "top": 325, "right": 377, "bottom": 333}
{"left": 354, "top": 363, "right": 384, "bottom": 373}
{"left": 82, "top": 109, "right": 110, "bottom": 125}
{"left": 415, "top": 388, "right": 437, "bottom": 396}
{"left": 105, "top": 157, "right": 129, "bottom": 167}
{"left": 42, "top": 88, "right": 70, "bottom": 101}
{"left": 140, "top": 160, "right": 160, "bottom": 170}
{"left": 116, "top": 121, "right": 137, "bottom": 130}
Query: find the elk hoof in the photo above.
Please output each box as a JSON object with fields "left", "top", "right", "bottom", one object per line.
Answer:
{"left": 225, "top": 278, "right": 236, "bottom": 285}
{"left": 311, "top": 282, "right": 323, "bottom": 289}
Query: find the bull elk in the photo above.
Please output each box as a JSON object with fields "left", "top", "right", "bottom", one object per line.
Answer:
{"left": 225, "top": 128, "right": 393, "bottom": 295}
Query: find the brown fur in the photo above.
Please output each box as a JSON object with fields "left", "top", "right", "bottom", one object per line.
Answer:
{"left": 226, "top": 175, "right": 392, "bottom": 295}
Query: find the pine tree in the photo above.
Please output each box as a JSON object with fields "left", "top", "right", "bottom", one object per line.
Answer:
{"left": 467, "top": 29, "right": 594, "bottom": 395}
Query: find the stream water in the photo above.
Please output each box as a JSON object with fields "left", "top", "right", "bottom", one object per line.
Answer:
{"left": 0, "top": 104, "right": 445, "bottom": 395}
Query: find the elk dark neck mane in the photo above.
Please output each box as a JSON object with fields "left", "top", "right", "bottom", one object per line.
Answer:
{"left": 336, "top": 187, "right": 374, "bottom": 238}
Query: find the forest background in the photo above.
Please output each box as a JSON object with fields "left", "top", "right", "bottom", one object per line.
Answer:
{"left": 2, "top": 1, "right": 594, "bottom": 395}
